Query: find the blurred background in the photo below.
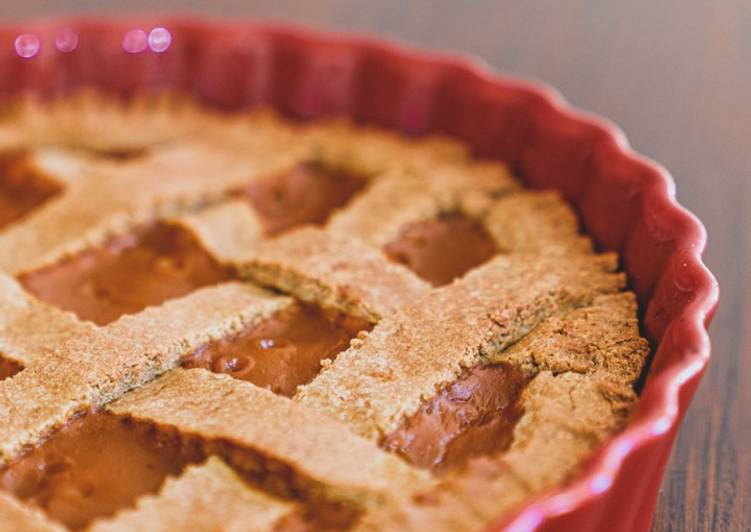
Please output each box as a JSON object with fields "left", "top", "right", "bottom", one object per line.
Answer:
{"left": 4, "top": 1, "right": 750, "bottom": 530}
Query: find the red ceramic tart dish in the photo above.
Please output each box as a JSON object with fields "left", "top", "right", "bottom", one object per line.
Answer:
{"left": 0, "top": 17, "right": 718, "bottom": 532}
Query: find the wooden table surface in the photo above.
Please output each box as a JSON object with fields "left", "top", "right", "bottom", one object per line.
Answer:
{"left": 5, "top": 1, "right": 751, "bottom": 530}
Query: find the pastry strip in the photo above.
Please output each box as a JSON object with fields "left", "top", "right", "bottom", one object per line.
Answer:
{"left": 108, "top": 369, "right": 432, "bottom": 510}
{"left": 356, "top": 304, "right": 645, "bottom": 532}
{"left": 89, "top": 457, "right": 294, "bottom": 532}
{"left": 328, "top": 162, "right": 518, "bottom": 246}
{"left": 0, "top": 142, "right": 302, "bottom": 275}
{"left": 0, "top": 274, "right": 91, "bottom": 366}
{"left": 483, "top": 189, "right": 593, "bottom": 254}
{"left": 236, "top": 227, "right": 431, "bottom": 322}
{"left": 305, "top": 120, "right": 470, "bottom": 176}
{"left": 297, "top": 253, "right": 624, "bottom": 439}
{"left": 20, "top": 147, "right": 98, "bottom": 187}
{"left": 0, "top": 282, "right": 290, "bottom": 460}
{"left": 1, "top": 91, "right": 213, "bottom": 153}
{"left": 172, "top": 201, "right": 264, "bottom": 264}
{"left": 488, "top": 292, "right": 649, "bottom": 384}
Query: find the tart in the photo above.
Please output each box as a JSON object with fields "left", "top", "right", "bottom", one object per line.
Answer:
{"left": 0, "top": 92, "right": 649, "bottom": 532}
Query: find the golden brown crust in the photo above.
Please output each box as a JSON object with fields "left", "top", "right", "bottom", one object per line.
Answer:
{"left": 89, "top": 457, "right": 294, "bottom": 532}
{"left": 0, "top": 274, "right": 92, "bottom": 365}
{"left": 0, "top": 90, "right": 214, "bottom": 153}
{"left": 354, "top": 458, "right": 530, "bottom": 532}
{"left": 107, "top": 369, "right": 432, "bottom": 510}
{"left": 236, "top": 227, "right": 431, "bottom": 322}
{"left": 0, "top": 283, "right": 289, "bottom": 461}
{"left": 489, "top": 292, "right": 650, "bottom": 384}
{"left": 484, "top": 189, "right": 593, "bottom": 254}
{"left": 328, "top": 162, "right": 519, "bottom": 246}
{"left": 355, "top": 292, "right": 646, "bottom": 532}
{"left": 304, "top": 120, "right": 470, "bottom": 176}
{"left": 172, "top": 200, "right": 264, "bottom": 265}
{"left": 0, "top": 93, "right": 651, "bottom": 531}
{"left": 357, "top": 371, "right": 637, "bottom": 532}
{"left": 200, "top": 108, "right": 303, "bottom": 157}
{"left": 296, "top": 253, "right": 624, "bottom": 439}
{"left": 0, "top": 142, "right": 302, "bottom": 275}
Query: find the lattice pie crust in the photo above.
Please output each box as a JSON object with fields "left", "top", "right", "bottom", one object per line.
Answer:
{"left": 0, "top": 92, "right": 649, "bottom": 532}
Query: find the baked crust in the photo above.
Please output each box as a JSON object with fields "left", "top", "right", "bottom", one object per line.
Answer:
{"left": 0, "top": 274, "right": 92, "bottom": 365}
{"left": 356, "top": 297, "right": 647, "bottom": 532}
{"left": 296, "top": 253, "right": 624, "bottom": 439}
{"left": 89, "top": 457, "right": 294, "bottom": 532}
{"left": 484, "top": 189, "right": 594, "bottom": 254}
{"left": 107, "top": 369, "right": 432, "bottom": 510}
{"left": 0, "top": 283, "right": 289, "bottom": 461}
{"left": 0, "top": 92, "right": 651, "bottom": 531}
{"left": 0, "top": 91, "right": 214, "bottom": 153}
{"left": 359, "top": 371, "right": 637, "bottom": 532}
{"left": 304, "top": 119, "right": 470, "bottom": 176}
{"left": 489, "top": 292, "right": 649, "bottom": 383}
{"left": 0, "top": 142, "right": 302, "bottom": 275}
{"left": 236, "top": 227, "right": 431, "bottom": 322}
{"left": 328, "top": 161, "right": 519, "bottom": 247}
{"left": 172, "top": 200, "right": 264, "bottom": 264}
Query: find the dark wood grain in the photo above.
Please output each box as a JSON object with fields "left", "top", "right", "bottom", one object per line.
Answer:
{"left": 4, "top": 1, "right": 750, "bottom": 530}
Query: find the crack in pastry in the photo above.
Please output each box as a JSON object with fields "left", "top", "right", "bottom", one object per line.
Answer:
{"left": 485, "top": 292, "right": 649, "bottom": 383}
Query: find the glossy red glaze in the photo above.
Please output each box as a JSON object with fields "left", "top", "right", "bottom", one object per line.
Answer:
{"left": 0, "top": 17, "right": 719, "bottom": 532}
